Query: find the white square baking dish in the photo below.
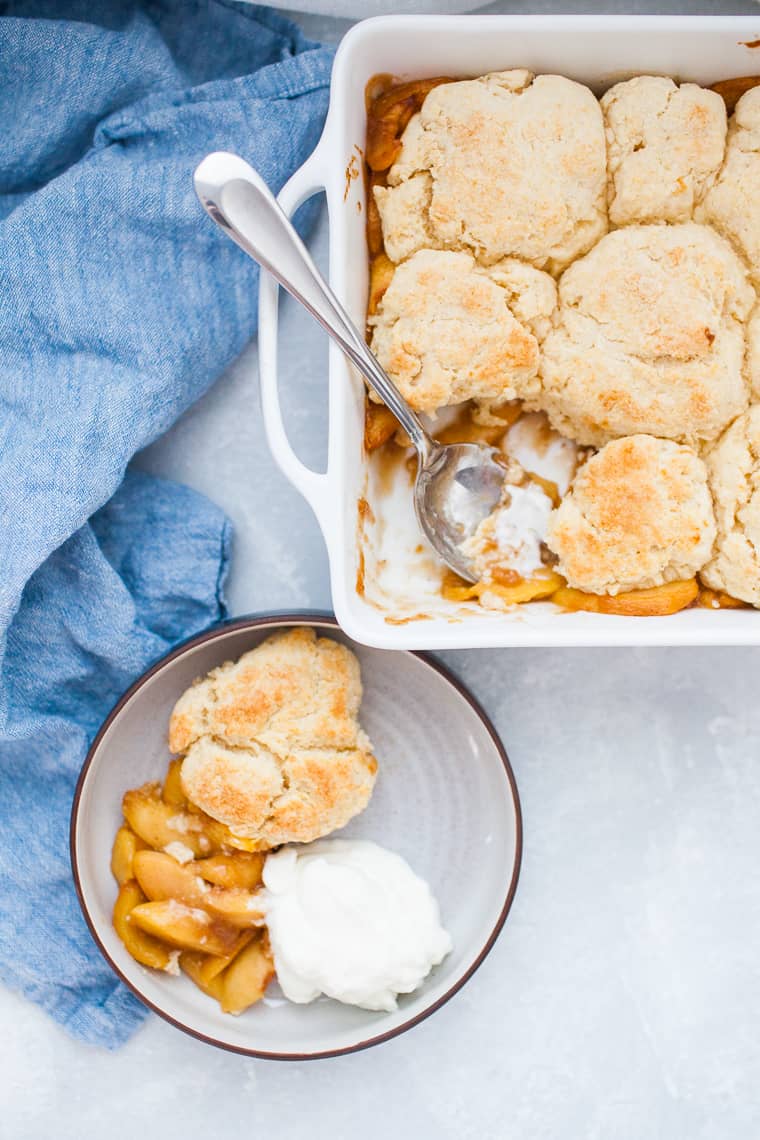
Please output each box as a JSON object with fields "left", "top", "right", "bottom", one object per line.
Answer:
{"left": 257, "top": 14, "right": 760, "bottom": 649}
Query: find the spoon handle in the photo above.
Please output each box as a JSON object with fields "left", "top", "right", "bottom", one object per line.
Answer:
{"left": 194, "top": 152, "right": 435, "bottom": 463}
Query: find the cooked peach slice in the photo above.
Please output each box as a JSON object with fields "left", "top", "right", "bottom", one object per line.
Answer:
{"left": 219, "top": 830, "right": 270, "bottom": 853}
{"left": 122, "top": 784, "right": 224, "bottom": 856}
{"left": 364, "top": 401, "right": 399, "bottom": 452}
{"left": 441, "top": 571, "right": 563, "bottom": 604}
{"left": 440, "top": 577, "right": 479, "bottom": 602}
{"left": 553, "top": 578, "right": 698, "bottom": 616}
{"left": 368, "top": 252, "right": 395, "bottom": 317}
{"left": 133, "top": 850, "right": 265, "bottom": 929}
{"left": 197, "top": 931, "right": 255, "bottom": 984}
{"left": 194, "top": 852, "right": 265, "bottom": 891}
{"left": 162, "top": 758, "right": 186, "bottom": 807}
{"left": 133, "top": 850, "right": 208, "bottom": 905}
{"left": 112, "top": 880, "right": 171, "bottom": 970}
{"left": 366, "top": 170, "right": 385, "bottom": 257}
{"left": 697, "top": 587, "right": 749, "bottom": 610}
{"left": 435, "top": 418, "right": 510, "bottom": 448}
{"left": 110, "top": 826, "right": 148, "bottom": 886}
{"left": 366, "top": 77, "right": 451, "bottom": 171}
{"left": 711, "top": 75, "right": 760, "bottom": 113}
{"left": 483, "top": 575, "right": 564, "bottom": 605}
{"left": 129, "top": 900, "right": 240, "bottom": 956}
{"left": 220, "top": 935, "right": 276, "bottom": 1015}
{"left": 179, "top": 952, "right": 225, "bottom": 1001}
{"left": 206, "top": 886, "right": 266, "bottom": 929}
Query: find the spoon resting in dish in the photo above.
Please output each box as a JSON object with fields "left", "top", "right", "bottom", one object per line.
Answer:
{"left": 193, "top": 151, "right": 510, "bottom": 584}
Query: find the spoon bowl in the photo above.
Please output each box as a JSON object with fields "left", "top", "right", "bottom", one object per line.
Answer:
{"left": 414, "top": 443, "right": 507, "bottom": 581}
{"left": 194, "top": 152, "right": 507, "bottom": 583}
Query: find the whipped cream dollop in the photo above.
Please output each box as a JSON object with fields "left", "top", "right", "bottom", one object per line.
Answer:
{"left": 261, "top": 839, "right": 452, "bottom": 1012}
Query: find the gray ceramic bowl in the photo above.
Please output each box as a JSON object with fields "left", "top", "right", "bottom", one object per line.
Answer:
{"left": 71, "top": 614, "right": 522, "bottom": 1059}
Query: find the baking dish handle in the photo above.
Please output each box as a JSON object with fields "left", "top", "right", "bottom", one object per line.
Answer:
{"left": 257, "top": 148, "right": 331, "bottom": 524}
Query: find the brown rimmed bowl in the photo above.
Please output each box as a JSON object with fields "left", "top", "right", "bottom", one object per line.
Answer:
{"left": 70, "top": 613, "right": 522, "bottom": 1059}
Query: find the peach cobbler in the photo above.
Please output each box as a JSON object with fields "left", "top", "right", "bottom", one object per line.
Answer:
{"left": 111, "top": 628, "right": 377, "bottom": 1014}
{"left": 110, "top": 628, "right": 452, "bottom": 1015}
{"left": 363, "top": 71, "right": 760, "bottom": 615}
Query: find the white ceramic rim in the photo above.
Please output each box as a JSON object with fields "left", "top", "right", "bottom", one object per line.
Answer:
{"left": 70, "top": 613, "right": 523, "bottom": 1060}
{"left": 257, "top": 14, "right": 760, "bottom": 650}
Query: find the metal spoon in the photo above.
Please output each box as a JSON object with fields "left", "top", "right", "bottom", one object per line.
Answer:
{"left": 193, "top": 152, "right": 508, "bottom": 583}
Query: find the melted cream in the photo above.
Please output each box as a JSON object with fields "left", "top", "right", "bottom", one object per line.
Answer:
{"left": 491, "top": 483, "right": 554, "bottom": 577}
{"left": 505, "top": 412, "right": 578, "bottom": 495}
{"left": 462, "top": 481, "right": 554, "bottom": 579}
{"left": 261, "top": 839, "right": 452, "bottom": 1012}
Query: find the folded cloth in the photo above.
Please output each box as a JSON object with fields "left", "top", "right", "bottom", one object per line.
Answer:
{"left": 263, "top": 0, "right": 484, "bottom": 14}
{"left": 1, "top": 473, "right": 231, "bottom": 1046}
{"left": 0, "top": 1, "right": 333, "bottom": 1046}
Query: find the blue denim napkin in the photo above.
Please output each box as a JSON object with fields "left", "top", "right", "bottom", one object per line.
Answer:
{"left": 0, "top": 0, "right": 333, "bottom": 1046}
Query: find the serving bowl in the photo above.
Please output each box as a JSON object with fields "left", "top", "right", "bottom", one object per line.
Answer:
{"left": 258, "top": 15, "right": 760, "bottom": 649}
{"left": 70, "top": 614, "right": 522, "bottom": 1059}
